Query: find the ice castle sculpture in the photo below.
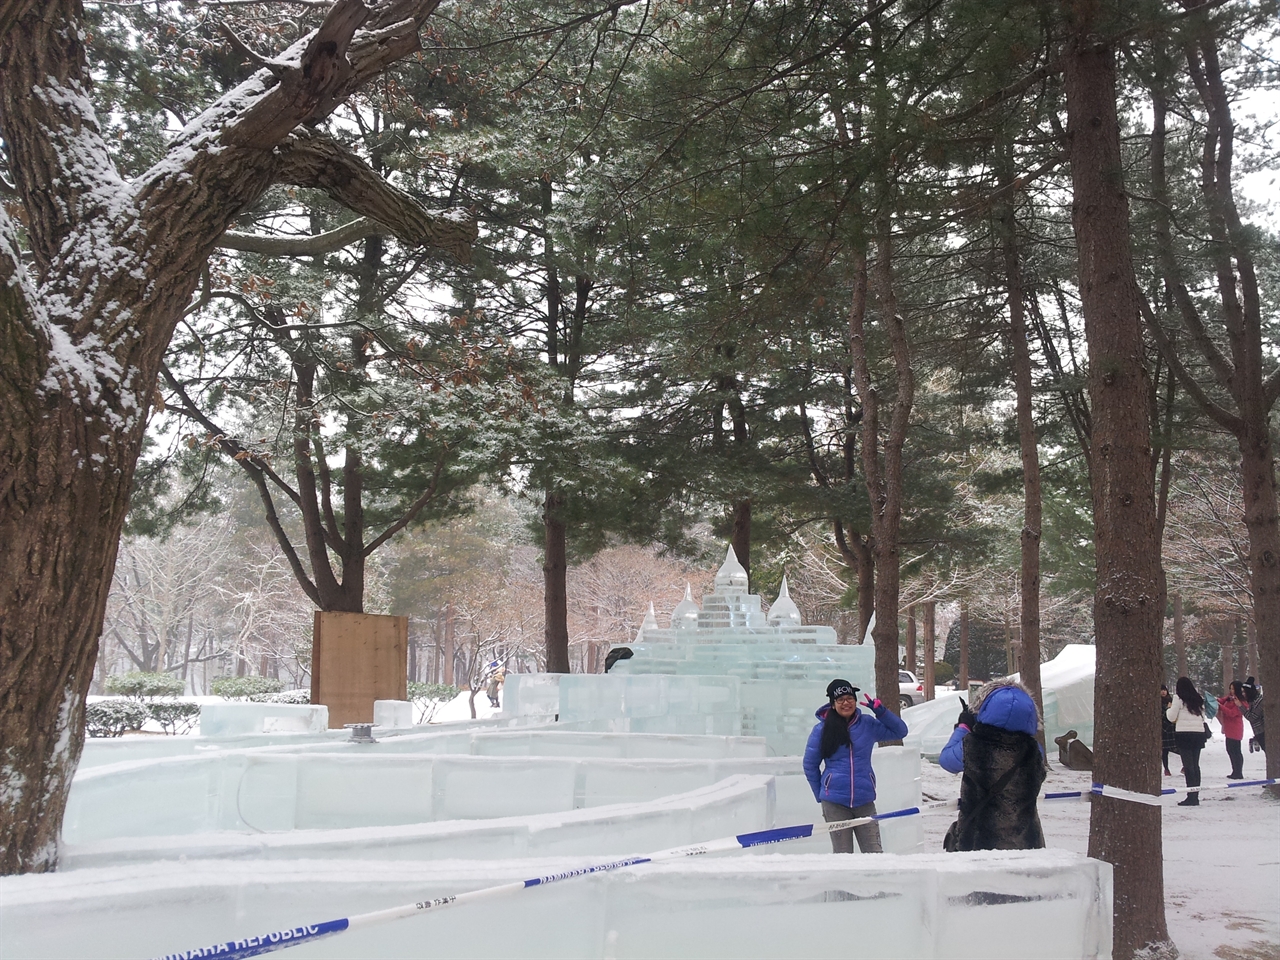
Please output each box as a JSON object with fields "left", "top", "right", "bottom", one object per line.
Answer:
{"left": 633, "top": 546, "right": 836, "bottom": 644}
{"left": 598, "top": 545, "right": 875, "bottom": 755}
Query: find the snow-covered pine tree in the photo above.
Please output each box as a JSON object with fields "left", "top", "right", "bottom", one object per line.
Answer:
{"left": 0, "top": 0, "right": 474, "bottom": 874}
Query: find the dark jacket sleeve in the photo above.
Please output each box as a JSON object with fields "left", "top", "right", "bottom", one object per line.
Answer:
{"left": 802, "top": 723, "right": 823, "bottom": 801}
{"left": 939, "top": 725, "right": 968, "bottom": 774}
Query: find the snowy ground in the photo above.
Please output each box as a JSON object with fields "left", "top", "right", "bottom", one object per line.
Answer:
{"left": 919, "top": 730, "right": 1280, "bottom": 960}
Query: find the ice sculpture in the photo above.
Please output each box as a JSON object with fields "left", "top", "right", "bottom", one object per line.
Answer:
{"left": 604, "top": 545, "right": 876, "bottom": 754}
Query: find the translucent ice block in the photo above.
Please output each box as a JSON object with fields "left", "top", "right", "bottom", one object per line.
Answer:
{"left": 199, "top": 702, "right": 328, "bottom": 737}
{"left": 60, "top": 775, "right": 778, "bottom": 869}
{"left": 4, "top": 849, "right": 1111, "bottom": 959}
{"left": 373, "top": 700, "right": 413, "bottom": 729}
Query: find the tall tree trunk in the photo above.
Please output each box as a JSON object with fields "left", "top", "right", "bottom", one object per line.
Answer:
{"left": 1001, "top": 179, "right": 1044, "bottom": 735}
{"left": 1238, "top": 430, "right": 1280, "bottom": 781}
{"left": 832, "top": 523, "right": 875, "bottom": 645}
{"left": 543, "top": 489, "right": 571, "bottom": 674}
{"left": 922, "top": 601, "right": 936, "bottom": 701}
{"left": 1174, "top": 594, "right": 1186, "bottom": 679}
{"left": 1062, "top": 8, "right": 1173, "bottom": 955}
{"left": 729, "top": 498, "right": 752, "bottom": 584}
{"left": 849, "top": 220, "right": 915, "bottom": 717}
{"left": 959, "top": 601, "right": 970, "bottom": 691}
{"left": 905, "top": 605, "right": 917, "bottom": 674}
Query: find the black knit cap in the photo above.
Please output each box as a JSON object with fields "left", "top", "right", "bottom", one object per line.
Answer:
{"left": 826, "top": 679, "right": 859, "bottom": 702}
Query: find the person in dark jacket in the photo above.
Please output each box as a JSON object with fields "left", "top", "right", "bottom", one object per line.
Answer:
{"left": 938, "top": 679, "right": 1046, "bottom": 851}
{"left": 1161, "top": 685, "right": 1178, "bottom": 776}
{"left": 803, "top": 678, "right": 909, "bottom": 853}
{"left": 1167, "top": 676, "right": 1207, "bottom": 806}
{"left": 1242, "top": 678, "right": 1265, "bottom": 753}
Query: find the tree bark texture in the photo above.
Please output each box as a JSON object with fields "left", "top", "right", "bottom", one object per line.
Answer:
{"left": 1062, "top": 10, "right": 1173, "bottom": 956}
{"left": 1174, "top": 594, "right": 1186, "bottom": 679}
{"left": 730, "top": 499, "right": 752, "bottom": 585}
{"left": 922, "top": 602, "right": 935, "bottom": 701}
{"left": 0, "top": 0, "right": 473, "bottom": 874}
{"left": 848, "top": 220, "right": 915, "bottom": 717}
{"left": 959, "top": 602, "right": 970, "bottom": 690}
{"left": 543, "top": 489, "right": 571, "bottom": 674}
{"left": 905, "top": 605, "right": 917, "bottom": 675}
{"left": 1001, "top": 185, "right": 1044, "bottom": 739}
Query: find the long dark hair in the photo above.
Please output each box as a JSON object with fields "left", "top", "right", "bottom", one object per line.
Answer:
{"left": 1175, "top": 677, "right": 1204, "bottom": 716}
{"left": 819, "top": 706, "right": 852, "bottom": 759}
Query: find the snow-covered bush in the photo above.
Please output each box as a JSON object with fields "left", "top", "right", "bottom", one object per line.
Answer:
{"left": 211, "top": 677, "right": 284, "bottom": 700}
{"left": 250, "top": 689, "right": 310, "bottom": 704}
{"left": 407, "top": 682, "right": 459, "bottom": 724}
{"left": 85, "top": 700, "right": 151, "bottom": 737}
{"left": 146, "top": 701, "right": 201, "bottom": 735}
{"left": 104, "top": 672, "right": 185, "bottom": 700}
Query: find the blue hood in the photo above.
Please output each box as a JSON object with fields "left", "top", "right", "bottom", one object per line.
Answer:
{"left": 977, "top": 686, "right": 1039, "bottom": 736}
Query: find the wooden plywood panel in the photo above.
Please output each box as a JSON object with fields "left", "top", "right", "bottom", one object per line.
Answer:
{"left": 311, "top": 612, "right": 408, "bottom": 728}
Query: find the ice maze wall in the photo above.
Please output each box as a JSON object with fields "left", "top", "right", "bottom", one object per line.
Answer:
{"left": 3, "top": 851, "right": 1112, "bottom": 960}
{"left": 1, "top": 551, "right": 1112, "bottom": 958}
{"left": 1, "top": 712, "right": 1114, "bottom": 958}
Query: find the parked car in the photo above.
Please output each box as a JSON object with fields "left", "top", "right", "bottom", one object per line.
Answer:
{"left": 899, "top": 670, "right": 924, "bottom": 708}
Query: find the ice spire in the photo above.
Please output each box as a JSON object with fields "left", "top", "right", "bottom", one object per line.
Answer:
{"left": 766, "top": 575, "right": 802, "bottom": 625}
{"left": 714, "top": 543, "right": 749, "bottom": 591}
{"left": 636, "top": 601, "right": 659, "bottom": 641}
{"left": 671, "top": 582, "right": 700, "bottom": 630}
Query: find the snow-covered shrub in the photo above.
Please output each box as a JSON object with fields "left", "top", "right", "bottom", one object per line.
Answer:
{"left": 147, "top": 701, "right": 201, "bottom": 735}
{"left": 85, "top": 700, "right": 151, "bottom": 737}
{"left": 104, "top": 672, "right": 185, "bottom": 700}
{"left": 407, "top": 682, "right": 459, "bottom": 724}
{"left": 211, "top": 677, "right": 284, "bottom": 700}
{"left": 249, "top": 689, "right": 310, "bottom": 704}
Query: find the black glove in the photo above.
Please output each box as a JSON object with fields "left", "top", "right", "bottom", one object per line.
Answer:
{"left": 957, "top": 698, "right": 977, "bottom": 729}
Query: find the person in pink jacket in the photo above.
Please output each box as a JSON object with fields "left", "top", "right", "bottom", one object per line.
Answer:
{"left": 1217, "top": 681, "right": 1247, "bottom": 779}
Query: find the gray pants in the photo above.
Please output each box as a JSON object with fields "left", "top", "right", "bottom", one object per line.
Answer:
{"left": 822, "top": 800, "right": 883, "bottom": 853}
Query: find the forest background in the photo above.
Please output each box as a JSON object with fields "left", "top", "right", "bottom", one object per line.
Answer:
{"left": 81, "top": 0, "right": 1275, "bottom": 707}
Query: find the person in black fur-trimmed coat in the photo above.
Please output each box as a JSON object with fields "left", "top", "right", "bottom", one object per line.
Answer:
{"left": 938, "top": 679, "right": 1047, "bottom": 851}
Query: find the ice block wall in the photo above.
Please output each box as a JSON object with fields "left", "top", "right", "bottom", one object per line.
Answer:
{"left": 62, "top": 752, "right": 799, "bottom": 843}
{"left": 3, "top": 850, "right": 1111, "bottom": 959}
{"left": 62, "top": 775, "right": 778, "bottom": 869}
{"left": 505, "top": 670, "right": 884, "bottom": 755}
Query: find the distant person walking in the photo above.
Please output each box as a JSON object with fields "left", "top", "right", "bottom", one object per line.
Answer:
{"left": 939, "top": 679, "right": 1046, "bottom": 851}
{"left": 485, "top": 671, "right": 504, "bottom": 708}
{"left": 1167, "top": 677, "right": 1208, "bottom": 806}
{"left": 1161, "top": 685, "right": 1178, "bottom": 777}
{"left": 1242, "top": 677, "right": 1265, "bottom": 754}
{"left": 803, "top": 679, "right": 908, "bottom": 854}
{"left": 1217, "top": 681, "right": 1247, "bottom": 779}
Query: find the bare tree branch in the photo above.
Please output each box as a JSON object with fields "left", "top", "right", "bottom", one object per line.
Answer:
{"left": 273, "top": 131, "right": 477, "bottom": 262}
{"left": 217, "top": 217, "right": 381, "bottom": 256}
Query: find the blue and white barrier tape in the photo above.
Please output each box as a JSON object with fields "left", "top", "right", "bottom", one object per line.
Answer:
{"left": 154, "top": 803, "right": 947, "bottom": 960}
{"left": 156, "top": 777, "right": 1277, "bottom": 960}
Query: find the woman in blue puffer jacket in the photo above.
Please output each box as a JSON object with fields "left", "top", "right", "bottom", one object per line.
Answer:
{"left": 803, "top": 678, "right": 909, "bottom": 853}
{"left": 938, "top": 679, "right": 1046, "bottom": 851}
